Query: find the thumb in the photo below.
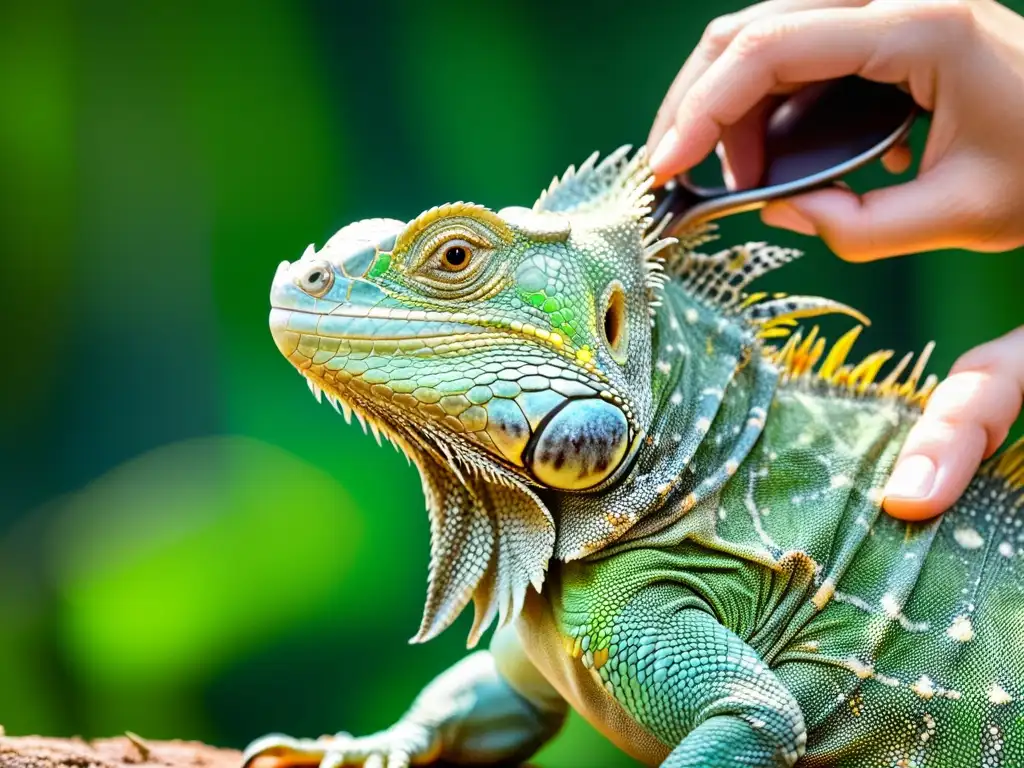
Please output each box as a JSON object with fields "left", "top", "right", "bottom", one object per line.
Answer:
{"left": 760, "top": 161, "right": 1002, "bottom": 262}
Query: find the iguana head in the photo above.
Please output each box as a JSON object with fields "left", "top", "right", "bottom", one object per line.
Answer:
{"left": 270, "top": 148, "right": 670, "bottom": 644}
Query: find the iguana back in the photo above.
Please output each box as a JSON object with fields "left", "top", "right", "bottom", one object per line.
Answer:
{"left": 537, "top": 280, "right": 1024, "bottom": 766}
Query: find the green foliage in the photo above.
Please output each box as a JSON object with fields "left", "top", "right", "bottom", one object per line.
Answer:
{"left": 0, "top": 1, "right": 1020, "bottom": 766}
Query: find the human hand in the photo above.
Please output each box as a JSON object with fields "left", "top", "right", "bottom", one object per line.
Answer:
{"left": 883, "top": 327, "right": 1023, "bottom": 521}
{"left": 647, "top": 0, "right": 1024, "bottom": 257}
{"left": 645, "top": 0, "right": 1024, "bottom": 520}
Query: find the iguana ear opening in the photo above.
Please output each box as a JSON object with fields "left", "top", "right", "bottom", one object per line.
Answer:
{"left": 405, "top": 443, "right": 555, "bottom": 648}
{"left": 602, "top": 281, "right": 629, "bottom": 365}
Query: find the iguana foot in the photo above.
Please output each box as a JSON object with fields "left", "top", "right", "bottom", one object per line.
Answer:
{"left": 241, "top": 725, "right": 439, "bottom": 768}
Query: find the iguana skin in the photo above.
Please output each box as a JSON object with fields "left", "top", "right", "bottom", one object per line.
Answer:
{"left": 250, "top": 148, "right": 1024, "bottom": 768}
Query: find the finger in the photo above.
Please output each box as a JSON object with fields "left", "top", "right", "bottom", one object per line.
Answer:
{"left": 649, "top": 2, "right": 952, "bottom": 177}
{"left": 880, "top": 142, "right": 913, "bottom": 174}
{"left": 647, "top": 0, "right": 869, "bottom": 163}
{"left": 647, "top": 13, "right": 742, "bottom": 154}
{"left": 759, "top": 158, "right": 1009, "bottom": 260}
{"left": 717, "top": 95, "right": 779, "bottom": 190}
{"left": 884, "top": 327, "right": 1024, "bottom": 521}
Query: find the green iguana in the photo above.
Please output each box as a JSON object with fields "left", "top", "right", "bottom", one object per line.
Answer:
{"left": 246, "top": 147, "right": 1024, "bottom": 768}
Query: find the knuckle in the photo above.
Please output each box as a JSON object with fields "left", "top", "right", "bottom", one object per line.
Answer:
{"left": 826, "top": 238, "right": 872, "bottom": 263}
{"left": 926, "top": 371, "right": 992, "bottom": 418}
{"left": 701, "top": 14, "right": 740, "bottom": 57}
{"left": 926, "top": 0, "right": 976, "bottom": 23}
{"left": 950, "top": 344, "right": 997, "bottom": 375}
{"left": 951, "top": 337, "right": 1024, "bottom": 384}
{"left": 730, "top": 19, "right": 786, "bottom": 62}
{"left": 936, "top": 367, "right": 1023, "bottom": 433}
{"left": 908, "top": 0, "right": 978, "bottom": 39}
{"left": 819, "top": 220, "right": 879, "bottom": 263}
{"left": 906, "top": 413, "right": 961, "bottom": 447}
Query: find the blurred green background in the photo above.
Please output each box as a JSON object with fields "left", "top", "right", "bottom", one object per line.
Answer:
{"left": 0, "top": 1, "right": 1021, "bottom": 765}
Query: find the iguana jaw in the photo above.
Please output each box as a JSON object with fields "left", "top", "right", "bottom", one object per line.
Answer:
{"left": 269, "top": 261, "right": 521, "bottom": 482}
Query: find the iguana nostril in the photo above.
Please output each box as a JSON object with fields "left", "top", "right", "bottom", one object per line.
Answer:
{"left": 297, "top": 262, "right": 333, "bottom": 297}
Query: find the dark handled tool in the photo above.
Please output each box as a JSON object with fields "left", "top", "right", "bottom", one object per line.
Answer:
{"left": 651, "top": 76, "right": 922, "bottom": 234}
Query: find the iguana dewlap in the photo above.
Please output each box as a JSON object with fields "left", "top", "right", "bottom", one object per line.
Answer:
{"left": 248, "top": 148, "right": 1024, "bottom": 768}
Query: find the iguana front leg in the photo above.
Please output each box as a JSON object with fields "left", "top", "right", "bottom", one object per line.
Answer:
{"left": 241, "top": 627, "right": 568, "bottom": 768}
{"left": 579, "top": 589, "right": 806, "bottom": 768}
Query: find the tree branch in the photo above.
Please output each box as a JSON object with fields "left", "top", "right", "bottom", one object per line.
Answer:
{"left": 0, "top": 734, "right": 240, "bottom": 768}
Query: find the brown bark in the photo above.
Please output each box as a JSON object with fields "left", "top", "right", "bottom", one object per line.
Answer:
{"left": 0, "top": 734, "right": 240, "bottom": 768}
{"left": 0, "top": 735, "right": 539, "bottom": 768}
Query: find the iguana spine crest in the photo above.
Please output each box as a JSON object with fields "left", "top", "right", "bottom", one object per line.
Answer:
{"left": 983, "top": 435, "right": 1024, "bottom": 496}
{"left": 765, "top": 325, "right": 939, "bottom": 408}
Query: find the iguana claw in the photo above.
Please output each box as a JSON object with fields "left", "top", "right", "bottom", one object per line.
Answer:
{"left": 240, "top": 734, "right": 332, "bottom": 767}
{"left": 240, "top": 725, "right": 437, "bottom": 768}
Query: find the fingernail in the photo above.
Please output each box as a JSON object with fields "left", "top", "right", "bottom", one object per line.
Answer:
{"left": 884, "top": 454, "right": 937, "bottom": 500}
{"left": 722, "top": 165, "right": 736, "bottom": 191}
{"left": 717, "top": 144, "right": 737, "bottom": 190}
{"left": 761, "top": 202, "right": 817, "bottom": 236}
{"left": 649, "top": 127, "right": 679, "bottom": 173}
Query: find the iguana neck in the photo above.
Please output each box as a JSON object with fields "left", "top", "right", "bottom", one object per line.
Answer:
{"left": 555, "top": 281, "right": 918, "bottom": 560}
{"left": 551, "top": 282, "right": 767, "bottom": 558}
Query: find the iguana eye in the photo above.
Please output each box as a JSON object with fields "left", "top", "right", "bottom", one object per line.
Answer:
{"left": 416, "top": 234, "right": 488, "bottom": 285}
{"left": 403, "top": 224, "right": 498, "bottom": 297}
{"left": 441, "top": 243, "right": 472, "bottom": 271}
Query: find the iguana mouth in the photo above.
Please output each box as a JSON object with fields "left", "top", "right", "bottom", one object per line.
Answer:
{"left": 269, "top": 279, "right": 591, "bottom": 365}
{"left": 269, "top": 306, "right": 487, "bottom": 345}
